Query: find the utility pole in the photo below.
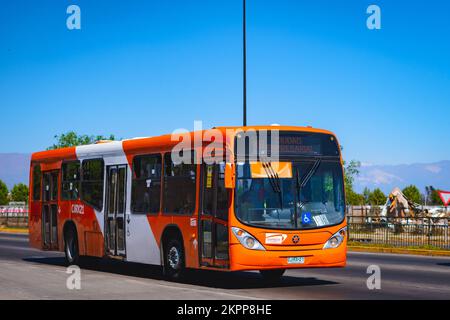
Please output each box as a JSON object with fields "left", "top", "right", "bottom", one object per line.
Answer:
{"left": 243, "top": 0, "right": 247, "bottom": 126}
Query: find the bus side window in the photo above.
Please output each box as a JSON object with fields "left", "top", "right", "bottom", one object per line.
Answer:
{"left": 81, "top": 159, "right": 104, "bottom": 211}
{"left": 32, "top": 164, "right": 42, "bottom": 201}
{"left": 61, "top": 161, "right": 81, "bottom": 201}
{"left": 131, "top": 154, "right": 162, "bottom": 214}
{"left": 202, "top": 163, "right": 229, "bottom": 221}
{"left": 216, "top": 163, "right": 229, "bottom": 220}
{"left": 163, "top": 152, "right": 196, "bottom": 215}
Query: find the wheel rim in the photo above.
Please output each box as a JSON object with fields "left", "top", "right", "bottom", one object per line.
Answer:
{"left": 168, "top": 246, "right": 180, "bottom": 270}
{"left": 66, "top": 234, "right": 74, "bottom": 262}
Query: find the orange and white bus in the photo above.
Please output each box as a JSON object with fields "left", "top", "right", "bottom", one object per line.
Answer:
{"left": 29, "top": 125, "right": 347, "bottom": 281}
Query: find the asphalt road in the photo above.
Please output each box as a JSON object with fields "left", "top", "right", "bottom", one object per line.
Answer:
{"left": 0, "top": 233, "right": 449, "bottom": 300}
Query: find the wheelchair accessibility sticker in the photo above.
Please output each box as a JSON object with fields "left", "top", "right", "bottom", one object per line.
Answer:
{"left": 301, "top": 212, "right": 312, "bottom": 225}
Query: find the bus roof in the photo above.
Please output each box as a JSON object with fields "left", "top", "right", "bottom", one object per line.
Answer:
{"left": 31, "top": 125, "right": 338, "bottom": 163}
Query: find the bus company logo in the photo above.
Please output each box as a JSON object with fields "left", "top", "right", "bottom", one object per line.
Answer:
{"left": 292, "top": 235, "right": 300, "bottom": 244}
{"left": 71, "top": 204, "right": 84, "bottom": 215}
{"left": 265, "top": 233, "right": 287, "bottom": 244}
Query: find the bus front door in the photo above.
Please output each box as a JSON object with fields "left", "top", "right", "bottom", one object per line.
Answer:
{"left": 105, "top": 165, "right": 127, "bottom": 257}
{"left": 199, "top": 164, "right": 229, "bottom": 268}
{"left": 41, "top": 171, "right": 59, "bottom": 250}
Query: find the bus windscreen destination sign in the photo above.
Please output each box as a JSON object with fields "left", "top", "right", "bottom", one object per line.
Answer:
{"left": 279, "top": 135, "right": 318, "bottom": 155}
{"left": 277, "top": 132, "right": 340, "bottom": 156}
{"left": 235, "top": 131, "right": 340, "bottom": 158}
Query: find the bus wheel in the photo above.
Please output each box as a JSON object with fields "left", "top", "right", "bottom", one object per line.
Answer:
{"left": 260, "top": 269, "right": 285, "bottom": 282}
{"left": 163, "top": 238, "right": 185, "bottom": 280}
{"left": 64, "top": 226, "right": 79, "bottom": 266}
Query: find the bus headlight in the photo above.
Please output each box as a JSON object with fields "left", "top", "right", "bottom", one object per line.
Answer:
{"left": 323, "top": 226, "right": 347, "bottom": 249}
{"left": 232, "top": 227, "right": 265, "bottom": 251}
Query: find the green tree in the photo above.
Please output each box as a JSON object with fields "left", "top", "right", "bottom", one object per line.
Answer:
{"left": 363, "top": 187, "right": 371, "bottom": 204}
{"left": 344, "top": 160, "right": 360, "bottom": 188}
{"left": 11, "top": 183, "right": 29, "bottom": 203}
{"left": 368, "top": 188, "right": 387, "bottom": 205}
{"left": 48, "top": 131, "right": 115, "bottom": 150}
{"left": 346, "top": 190, "right": 365, "bottom": 205}
{"left": 0, "top": 179, "right": 8, "bottom": 205}
{"left": 425, "top": 186, "right": 444, "bottom": 205}
{"left": 431, "top": 190, "right": 444, "bottom": 205}
{"left": 343, "top": 160, "right": 365, "bottom": 205}
{"left": 402, "top": 185, "right": 421, "bottom": 204}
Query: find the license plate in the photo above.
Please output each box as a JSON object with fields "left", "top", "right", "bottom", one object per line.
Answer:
{"left": 287, "top": 257, "right": 305, "bottom": 264}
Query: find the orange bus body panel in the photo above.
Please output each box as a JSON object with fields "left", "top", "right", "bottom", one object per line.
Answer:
{"left": 28, "top": 126, "right": 346, "bottom": 271}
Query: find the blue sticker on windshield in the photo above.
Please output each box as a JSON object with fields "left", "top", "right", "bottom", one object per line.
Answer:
{"left": 301, "top": 212, "right": 312, "bottom": 225}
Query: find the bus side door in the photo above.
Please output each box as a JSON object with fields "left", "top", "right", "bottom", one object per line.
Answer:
{"left": 41, "top": 170, "right": 59, "bottom": 250}
{"left": 105, "top": 165, "right": 127, "bottom": 257}
{"left": 199, "top": 163, "right": 229, "bottom": 268}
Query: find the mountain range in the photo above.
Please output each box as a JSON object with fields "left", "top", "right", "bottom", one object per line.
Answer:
{"left": 0, "top": 153, "right": 449, "bottom": 195}
{"left": 353, "top": 160, "right": 450, "bottom": 194}
{"left": 0, "top": 153, "right": 31, "bottom": 189}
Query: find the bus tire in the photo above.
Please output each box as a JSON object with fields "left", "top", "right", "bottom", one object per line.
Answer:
{"left": 64, "top": 226, "right": 80, "bottom": 266}
{"left": 260, "top": 269, "right": 285, "bottom": 282}
{"left": 163, "top": 238, "right": 185, "bottom": 280}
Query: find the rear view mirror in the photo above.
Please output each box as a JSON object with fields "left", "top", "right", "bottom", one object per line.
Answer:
{"left": 224, "top": 163, "right": 235, "bottom": 189}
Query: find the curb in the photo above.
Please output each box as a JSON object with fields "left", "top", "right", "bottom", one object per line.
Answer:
{"left": 348, "top": 246, "right": 450, "bottom": 257}
{"left": 0, "top": 228, "right": 29, "bottom": 235}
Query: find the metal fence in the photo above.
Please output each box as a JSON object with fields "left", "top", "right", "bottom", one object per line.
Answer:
{"left": 347, "top": 213, "right": 450, "bottom": 250}
{"left": 1, "top": 204, "right": 449, "bottom": 250}
{"left": 0, "top": 206, "right": 29, "bottom": 229}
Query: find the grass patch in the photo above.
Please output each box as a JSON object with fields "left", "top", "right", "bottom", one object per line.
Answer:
{"left": 348, "top": 241, "right": 445, "bottom": 251}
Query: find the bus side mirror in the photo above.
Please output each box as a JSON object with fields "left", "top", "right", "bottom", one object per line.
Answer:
{"left": 224, "top": 163, "right": 235, "bottom": 189}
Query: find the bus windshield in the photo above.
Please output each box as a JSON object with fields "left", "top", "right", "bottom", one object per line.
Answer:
{"left": 235, "top": 160, "right": 345, "bottom": 230}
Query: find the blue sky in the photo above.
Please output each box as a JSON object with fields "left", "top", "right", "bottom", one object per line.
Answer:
{"left": 0, "top": 0, "right": 449, "bottom": 165}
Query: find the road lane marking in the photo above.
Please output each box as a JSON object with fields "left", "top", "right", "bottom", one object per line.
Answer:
{"left": 286, "top": 269, "right": 450, "bottom": 293}
{"left": 123, "top": 278, "right": 261, "bottom": 300}
{"left": 0, "top": 235, "right": 29, "bottom": 242}
{"left": 348, "top": 261, "right": 450, "bottom": 275}
{"left": 349, "top": 251, "right": 450, "bottom": 261}
{"left": 0, "top": 259, "right": 260, "bottom": 299}
{"left": 0, "top": 244, "right": 42, "bottom": 252}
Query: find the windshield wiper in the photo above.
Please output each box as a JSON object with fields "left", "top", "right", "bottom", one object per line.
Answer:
{"left": 295, "top": 158, "right": 321, "bottom": 211}
{"left": 261, "top": 161, "right": 283, "bottom": 209}
{"left": 262, "top": 162, "right": 281, "bottom": 192}
{"left": 299, "top": 158, "right": 321, "bottom": 188}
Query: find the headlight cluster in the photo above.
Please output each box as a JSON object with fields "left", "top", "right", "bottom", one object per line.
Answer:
{"left": 231, "top": 227, "right": 265, "bottom": 251}
{"left": 323, "top": 226, "right": 347, "bottom": 249}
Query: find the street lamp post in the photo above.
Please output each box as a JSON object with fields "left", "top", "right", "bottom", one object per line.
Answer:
{"left": 243, "top": 0, "right": 247, "bottom": 126}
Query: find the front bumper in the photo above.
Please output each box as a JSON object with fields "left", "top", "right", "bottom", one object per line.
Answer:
{"left": 229, "top": 242, "right": 347, "bottom": 271}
